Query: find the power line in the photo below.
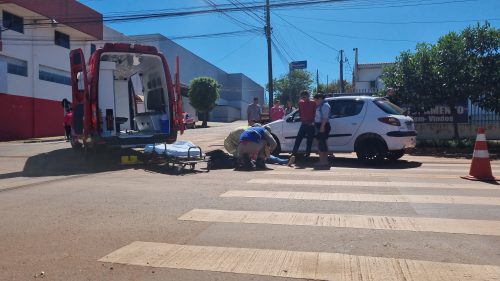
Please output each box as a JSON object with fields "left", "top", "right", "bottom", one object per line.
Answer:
{"left": 203, "top": 0, "right": 260, "bottom": 30}
{"left": 1, "top": 0, "right": 483, "bottom": 30}
{"left": 271, "top": 40, "right": 290, "bottom": 68}
{"left": 274, "top": 13, "right": 498, "bottom": 25}
{"left": 306, "top": 0, "right": 478, "bottom": 11}
{"left": 0, "top": 29, "right": 261, "bottom": 45}
{"left": 311, "top": 30, "right": 419, "bottom": 43}
{"left": 1, "top": 0, "right": 349, "bottom": 28}
{"left": 272, "top": 11, "right": 339, "bottom": 52}
{"left": 215, "top": 35, "right": 258, "bottom": 63}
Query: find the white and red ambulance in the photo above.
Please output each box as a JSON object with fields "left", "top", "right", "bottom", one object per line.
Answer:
{"left": 69, "top": 43, "right": 184, "bottom": 150}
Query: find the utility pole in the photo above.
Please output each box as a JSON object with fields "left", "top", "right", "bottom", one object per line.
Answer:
{"left": 353, "top": 48, "right": 358, "bottom": 91}
{"left": 316, "top": 69, "right": 319, "bottom": 93}
{"left": 265, "top": 0, "right": 273, "bottom": 111}
{"left": 339, "top": 50, "right": 344, "bottom": 94}
{"left": 326, "top": 75, "right": 329, "bottom": 93}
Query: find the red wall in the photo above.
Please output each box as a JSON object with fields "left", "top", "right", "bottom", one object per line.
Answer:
{"left": 0, "top": 93, "right": 64, "bottom": 141}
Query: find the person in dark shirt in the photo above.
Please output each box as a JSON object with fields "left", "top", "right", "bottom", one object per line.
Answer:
{"left": 384, "top": 88, "right": 397, "bottom": 104}
{"left": 288, "top": 90, "right": 317, "bottom": 166}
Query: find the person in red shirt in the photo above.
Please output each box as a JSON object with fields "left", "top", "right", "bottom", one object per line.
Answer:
{"left": 270, "top": 100, "right": 285, "bottom": 121}
{"left": 288, "top": 90, "right": 316, "bottom": 166}
{"left": 63, "top": 109, "right": 73, "bottom": 141}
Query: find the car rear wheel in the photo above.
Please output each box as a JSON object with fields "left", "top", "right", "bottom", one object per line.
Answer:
{"left": 355, "top": 139, "right": 387, "bottom": 164}
{"left": 386, "top": 149, "right": 405, "bottom": 161}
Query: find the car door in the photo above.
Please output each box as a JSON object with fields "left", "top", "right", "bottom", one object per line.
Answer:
{"left": 281, "top": 110, "right": 306, "bottom": 151}
{"left": 328, "top": 99, "right": 366, "bottom": 148}
{"left": 69, "top": 49, "right": 89, "bottom": 138}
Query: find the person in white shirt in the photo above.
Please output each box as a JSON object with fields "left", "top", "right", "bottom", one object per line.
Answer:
{"left": 313, "top": 93, "right": 331, "bottom": 169}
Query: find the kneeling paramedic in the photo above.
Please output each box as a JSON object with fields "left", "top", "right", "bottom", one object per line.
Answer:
{"left": 237, "top": 126, "right": 277, "bottom": 170}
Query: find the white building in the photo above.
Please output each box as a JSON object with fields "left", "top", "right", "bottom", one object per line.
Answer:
{"left": 352, "top": 62, "right": 393, "bottom": 94}
{"left": 130, "top": 34, "right": 264, "bottom": 122}
{"left": 0, "top": 0, "right": 263, "bottom": 141}
{"left": 0, "top": 0, "right": 103, "bottom": 140}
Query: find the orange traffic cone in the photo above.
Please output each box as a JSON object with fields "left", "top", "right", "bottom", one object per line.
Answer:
{"left": 461, "top": 128, "right": 499, "bottom": 182}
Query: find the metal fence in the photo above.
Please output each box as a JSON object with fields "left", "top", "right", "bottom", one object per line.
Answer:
{"left": 469, "top": 103, "right": 500, "bottom": 125}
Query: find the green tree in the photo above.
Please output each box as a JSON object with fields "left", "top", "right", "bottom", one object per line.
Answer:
{"left": 313, "top": 80, "right": 353, "bottom": 94}
{"left": 267, "top": 70, "right": 313, "bottom": 105}
{"left": 188, "top": 77, "right": 220, "bottom": 128}
{"left": 462, "top": 22, "right": 500, "bottom": 112}
{"left": 382, "top": 22, "right": 500, "bottom": 140}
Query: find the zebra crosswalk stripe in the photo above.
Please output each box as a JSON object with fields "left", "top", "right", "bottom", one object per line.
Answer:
{"left": 179, "top": 209, "right": 500, "bottom": 236}
{"left": 221, "top": 190, "right": 500, "bottom": 206}
{"left": 264, "top": 170, "right": 459, "bottom": 179}
{"left": 99, "top": 241, "right": 500, "bottom": 281}
{"left": 247, "top": 178, "right": 496, "bottom": 190}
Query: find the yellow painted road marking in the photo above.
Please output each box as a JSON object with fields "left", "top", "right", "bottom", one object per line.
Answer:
{"left": 100, "top": 241, "right": 500, "bottom": 281}
{"left": 248, "top": 178, "right": 497, "bottom": 190}
{"left": 265, "top": 170, "right": 460, "bottom": 179}
{"left": 221, "top": 190, "right": 500, "bottom": 206}
{"left": 179, "top": 209, "right": 500, "bottom": 236}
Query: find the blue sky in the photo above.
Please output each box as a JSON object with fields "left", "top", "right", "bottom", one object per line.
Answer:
{"left": 79, "top": 0, "right": 499, "bottom": 88}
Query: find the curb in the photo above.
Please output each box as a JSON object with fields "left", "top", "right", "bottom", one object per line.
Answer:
{"left": 23, "top": 138, "right": 66, "bottom": 144}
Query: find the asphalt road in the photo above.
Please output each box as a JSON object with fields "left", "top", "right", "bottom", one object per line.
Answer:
{"left": 1, "top": 121, "right": 499, "bottom": 281}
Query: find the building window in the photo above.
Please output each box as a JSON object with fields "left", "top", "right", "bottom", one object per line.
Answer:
{"left": 54, "top": 31, "right": 70, "bottom": 49}
{"left": 39, "top": 65, "right": 71, "bottom": 85}
{"left": 2, "top": 11, "right": 24, "bottom": 34}
{"left": 0, "top": 55, "right": 28, "bottom": 77}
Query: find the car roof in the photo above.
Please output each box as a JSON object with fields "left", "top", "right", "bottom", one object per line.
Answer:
{"left": 325, "top": 95, "right": 379, "bottom": 101}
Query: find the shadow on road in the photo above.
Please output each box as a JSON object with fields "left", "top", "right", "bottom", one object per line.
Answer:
{"left": 18, "top": 148, "right": 126, "bottom": 177}
{"left": 293, "top": 155, "right": 422, "bottom": 170}
{"left": 0, "top": 148, "right": 208, "bottom": 178}
{"left": 0, "top": 148, "right": 423, "bottom": 180}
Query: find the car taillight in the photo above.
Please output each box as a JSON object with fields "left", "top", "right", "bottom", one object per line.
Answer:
{"left": 378, "top": 117, "right": 401, "bottom": 126}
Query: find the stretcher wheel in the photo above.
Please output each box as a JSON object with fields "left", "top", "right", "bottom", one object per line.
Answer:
{"left": 175, "top": 165, "right": 183, "bottom": 175}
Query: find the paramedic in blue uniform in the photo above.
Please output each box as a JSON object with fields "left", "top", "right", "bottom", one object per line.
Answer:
{"left": 237, "top": 126, "right": 277, "bottom": 170}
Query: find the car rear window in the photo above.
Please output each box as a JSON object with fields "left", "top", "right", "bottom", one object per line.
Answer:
{"left": 373, "top": 98, "right": 405, "bottom": 115}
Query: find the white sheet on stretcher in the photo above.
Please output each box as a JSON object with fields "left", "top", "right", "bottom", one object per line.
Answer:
{"left": 144, "top": 141, "right": 202, "bottom": 158}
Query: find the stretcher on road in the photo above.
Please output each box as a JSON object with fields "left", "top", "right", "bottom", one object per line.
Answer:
{"left": 143, "top": 141, "right": 210, "bottom": 174}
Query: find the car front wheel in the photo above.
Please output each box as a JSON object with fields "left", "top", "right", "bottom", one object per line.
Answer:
{"left": 271, "top": 135, "right": 281, "bottom": 156}
{"left": 355, "top": 139, "right": 387, "bottom": 164}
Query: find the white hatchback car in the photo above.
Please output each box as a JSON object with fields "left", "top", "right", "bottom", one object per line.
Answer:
{"left": 267, "top": 96, "right": 417, "bottom": 162}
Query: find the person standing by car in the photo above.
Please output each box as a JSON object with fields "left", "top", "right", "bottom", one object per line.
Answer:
{"left": 247, "top": 97, "right": 262, "bottom": 125}
{"left": 284, "top": 101, "right": 295, "bottom": 116}
{"left": 288, "top": 90, "right": 316, "bottom": 166}
{"left": 270, "top": 100, "right": 285, "bottom": 121}
{"left": 313, "top": 93, "right": 331, "bottom": 169}
{"left": 384, "top": 88, "right": 397, "bottom": 104}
